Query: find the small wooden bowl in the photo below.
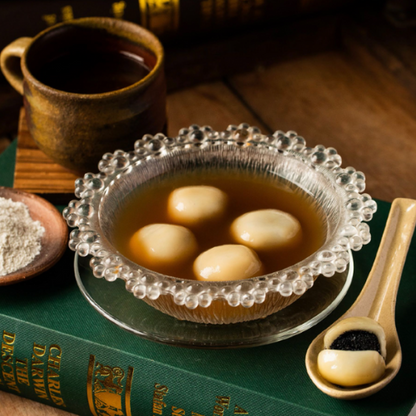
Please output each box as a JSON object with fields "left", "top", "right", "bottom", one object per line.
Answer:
{"left": 0, "top": 187, "right": 68, "bottom": 285}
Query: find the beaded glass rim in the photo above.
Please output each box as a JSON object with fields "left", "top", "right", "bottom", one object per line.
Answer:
{"left": 63, "top": 124, "right": 377, "bottom": 310}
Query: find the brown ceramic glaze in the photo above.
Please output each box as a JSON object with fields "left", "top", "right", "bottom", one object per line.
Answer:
{"left": 0, "top": 187, "right": 68, "bottom": 286}
{"left": 0, "top": 18, "right": 166, "bottom": 173}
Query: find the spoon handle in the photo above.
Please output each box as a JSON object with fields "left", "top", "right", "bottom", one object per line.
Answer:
{"left": 347, "top": 198, "right": 416, "bottom": 322}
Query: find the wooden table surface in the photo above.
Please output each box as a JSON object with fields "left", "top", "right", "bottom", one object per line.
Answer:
{"left": 2, "top": 12, "right": 416, "bottom": 416}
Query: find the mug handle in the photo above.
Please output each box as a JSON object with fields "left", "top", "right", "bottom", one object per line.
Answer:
{"left": 0, "top": 37, "right": 32, "bottom": 95}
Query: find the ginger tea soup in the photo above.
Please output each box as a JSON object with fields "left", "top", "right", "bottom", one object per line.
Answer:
{"left": 112, "top": 169, "right": 326, "bottom": 281}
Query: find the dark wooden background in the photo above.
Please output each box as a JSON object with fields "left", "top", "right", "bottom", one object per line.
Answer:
{"left": 1, "top": 1, "right": 416, "bottom": 414}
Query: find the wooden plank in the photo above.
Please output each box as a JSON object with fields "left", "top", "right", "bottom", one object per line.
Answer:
{"left": 227, "top": 50, "right": 416, "bottom": 202}
{"left": 166, "top": 81, "right": 268, "bottom": 133}
{"left": 13, "top": 109, "right": 80, "bottom": 203}
{"left": 343, "top": 12, "right": 416, "bottom": 97}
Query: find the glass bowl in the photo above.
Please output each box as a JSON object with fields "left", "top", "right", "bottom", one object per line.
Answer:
{"left": 63, "top": 124, "right": 377, "bottom": 324}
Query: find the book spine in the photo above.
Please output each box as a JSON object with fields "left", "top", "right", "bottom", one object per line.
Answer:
{"left": 139, "top": 0, "right": 358, "bottom": 38}
{"left": 0, "top": 315, "right": 315, "bottom": 416}
{"left": 0, "top": 0, "right": 357, "bottom": 49}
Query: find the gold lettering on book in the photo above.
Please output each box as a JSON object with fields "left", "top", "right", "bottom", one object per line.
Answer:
{"left": 47, "top": 345, "right": 66, "bottom": 407}
{"left": 112, "top": 1, "right": 127, "bottom": 18}
{"left": 42, "top": 14, "right": 57, "bottom": 26}
{"left": 153, "top": 383, "right": 169, "bottom": 415}
{"left": 234, "top": 404, "right": 248, "bottom": 414}
{"left": 31, "top": 343, "right": 49, "bottom": 401}
{"left": 213, "top": 405, "right": 224, "bottom": 416}
{"left": 61, "top": 5, "right": 74, "bottom": 21}
{"left": 192, "top": 413, "right": 205, "bottom": 416}
{"left": 33, "top": 377, "right": 49, "bottom": 400}
{"left": 212, "top": 396, "right": 230, "bottom": 416}
{"left": 48, "top": 345, "right": 62, "bottom": 370}
{"left": 87, "top": 355, "right": 134, "bottom": 416}
{"left": 1, "top": 331, "right": 20, "bottom": 393}
{"left": 15, "top": 358, "right": 30, "bottom": 386}
{"left": 215, "top": 396, "right": 230, "bottom": 409}
{"left": 213, "top": 396, "right": 230, "bottom": 416}
{"left": 172, "top": 406, "right": 185, "bottom": 415}
{"left": 138, "top": 0, "right": 180, "bottom": 34}
{"left": 33, "top": 343, "right": 46, "bottom": 357}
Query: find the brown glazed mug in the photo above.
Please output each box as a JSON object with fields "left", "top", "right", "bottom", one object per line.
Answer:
{"left": 0, "top": 17, "right": 166, "bottom": 173}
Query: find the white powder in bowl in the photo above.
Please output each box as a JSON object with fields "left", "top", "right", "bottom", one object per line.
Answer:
{"left": 0, "top": 196, "right": 45, "bottom": 276}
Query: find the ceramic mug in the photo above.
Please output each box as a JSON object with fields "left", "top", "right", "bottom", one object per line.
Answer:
{"left": 0, "top": 17, "right": 166, "bottom": 173}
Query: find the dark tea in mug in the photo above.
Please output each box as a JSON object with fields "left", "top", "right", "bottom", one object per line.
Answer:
{"left": 26, "top": 24, "right": 156, "bottom": 95}
{"left": 34, "top": 50, "right": 150, "bottom": 94}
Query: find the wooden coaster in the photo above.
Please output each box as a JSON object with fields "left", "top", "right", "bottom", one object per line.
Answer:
{"left": 13, "top": 109, "right": 79, "bottom": 203}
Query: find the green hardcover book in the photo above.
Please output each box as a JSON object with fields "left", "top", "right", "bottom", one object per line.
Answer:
{"left": 1, "top": 140, "right": 416, "bottom": 416}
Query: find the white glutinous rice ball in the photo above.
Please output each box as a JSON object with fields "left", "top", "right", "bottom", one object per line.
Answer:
{"left": 193, "top": 244, "right": 263, "bottom": 281}
{"left": 129, "top": 224, "right": 197, "bottom": 266}
{"left": 231, "top": 209, "right": 302, "bottom": 250}
{"left": 168, "top": 186, "right": 227, "bottom": 226}
{"left": 317, "top": 349, "right": 386, "bottom": 387}
{"left": 317, "top": 317, "right": 387, "bottom": 387}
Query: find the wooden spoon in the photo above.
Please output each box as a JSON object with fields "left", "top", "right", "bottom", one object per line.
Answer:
{"left": 305, "top": 198, "right": 416, "bottom": 400}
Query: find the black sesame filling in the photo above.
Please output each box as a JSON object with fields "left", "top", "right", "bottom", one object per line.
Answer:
{"left": 330, "top": 330, "right": 381, "bottom": 355}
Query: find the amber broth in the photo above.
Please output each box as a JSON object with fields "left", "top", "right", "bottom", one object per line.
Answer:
{"left": 112, "top": 169, "right": 326, "bottom": 280}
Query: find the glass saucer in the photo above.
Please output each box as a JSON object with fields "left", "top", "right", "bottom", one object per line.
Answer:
{"left": 74, "top": 252, "right": 354, "bottom": 349}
